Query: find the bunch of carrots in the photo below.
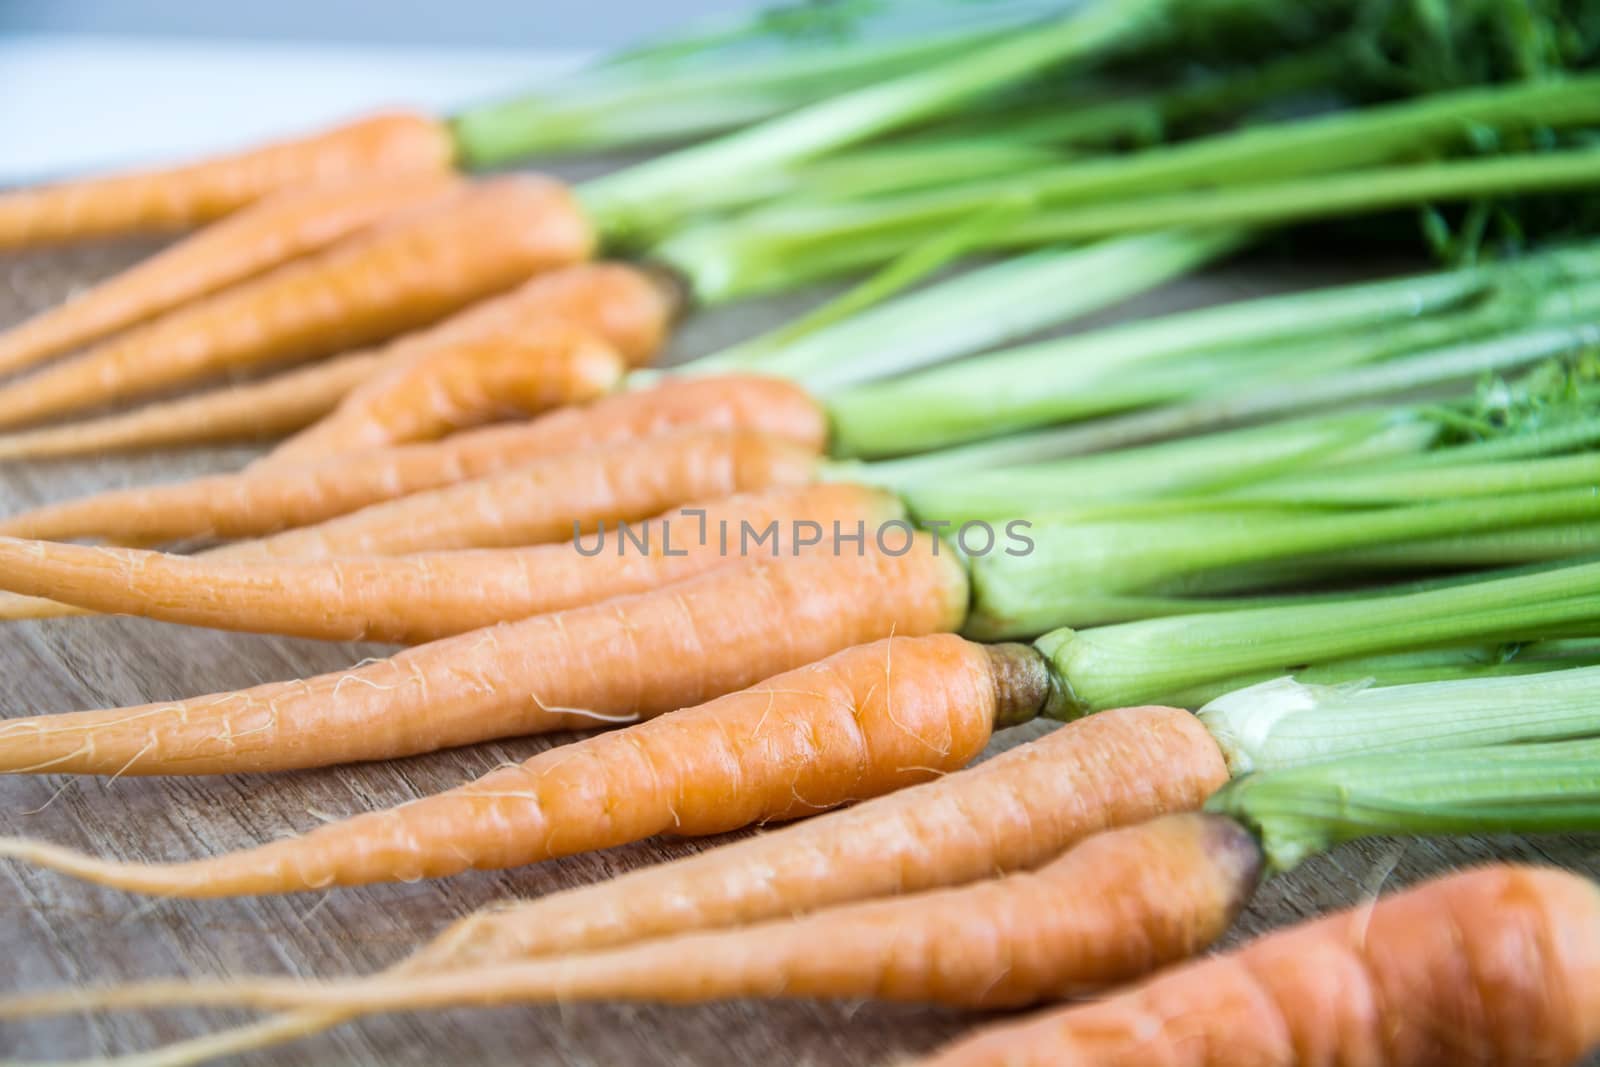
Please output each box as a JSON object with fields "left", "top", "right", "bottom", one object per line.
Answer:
{"left": 5, "top": 0, "right": 1600, "bottom": 1063}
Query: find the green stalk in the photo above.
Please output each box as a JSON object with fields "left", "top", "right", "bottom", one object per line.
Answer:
{"left": 580, "top": 0, "right": 1170, "bottom": 240}
{"left": 677, "top": 74, "right": 1600, "bottom": 277}
{"left": 824, "top": 263, "right": 1508, "bottom": 457}
{"left": 1033, "top": 559, "right": 1600, "bottom": 714}
{"left": 1000, "top": 143, "right": 1600, "bottom": 244}
{"left": 1206, "top": 738, "right": 1600, "bottom": 871}
{"left": 913, "top": 315, "right": 1600, "bottom": 473}
{"left": 449, "top": 8, "right": 1047, "bottom": 166}
{"left": 1235, "top": 450, "right": 1600, "bottom": 504}
{"left": 1166, "top": 644, "right": 1600, "bottom": 708}
{"left": 710, "top": 230, "right": 1239, "bottom": 389}
{"left": 966, "top": 486, "right": 1600, "bottom": 636}
{"left": 862, "top": 410, "right": 1438, "bottom": 515}
{"left": 1313, "top": 522, "right": 1600, "bottom": 570}
{"left": 1198, "top": 664, "right": 1600, "bottom": 775}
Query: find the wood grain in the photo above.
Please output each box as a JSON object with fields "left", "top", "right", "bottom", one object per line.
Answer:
{"left": 2, "top": 219, "right": 1598, "bottom": 1066}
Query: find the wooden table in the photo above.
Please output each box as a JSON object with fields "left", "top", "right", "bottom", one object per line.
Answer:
{"left": 4, "top": 225, "right": 1599, "bottom": 1066}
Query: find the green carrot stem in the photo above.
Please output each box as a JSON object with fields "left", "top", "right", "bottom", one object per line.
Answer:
{"left": 965, "top": 486, "right": 1600, "bottom": 636}
{"left": 860, "top": 410, "right": 1437, "bottom": 515}
{"left": 579, "top": 0, "right": 1169, "bottom": 240}
{"left": 1206, "top": 737, "right": 1600, "bottom": 871}
{"left": 909, "top": 316, "right": 1600, "bottom": 474}
{"left": 449, "top": 13, "right": 1032, "bottom": 166}
{"left": 1314, "top": 521, "right": 1600, "bottom": 570}
{"left": 1034, "top": 559, "right": 1600, "bottom": 715}
{"left": 1199, "top": 663, "right": 1600, "bottom": 776}
{"left": 686, "top": 231, "right": 1237, "bottom": 393}
{"left": 1000, "top": 143, "right": 1600, "bottom": 244}
{"left": 1236, "top": 451, "right": 1600, "bottom": 504}
{"left": 692, "top": 74, "right": 1600, "bottom": 275}
{"left": 824, "top": 266, "right": 1515, "bottom": 457}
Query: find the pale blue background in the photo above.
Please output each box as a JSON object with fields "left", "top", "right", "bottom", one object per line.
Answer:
{"left": 2, "top": 1, "right": 762, "bottom": 181}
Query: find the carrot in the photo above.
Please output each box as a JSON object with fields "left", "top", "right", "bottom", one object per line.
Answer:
{"left": 0, "top": 813, "right": 1259, "bottom": 1023}
{"left": 209, "top": 428, "right": 817, "bottom": 561}
{"left": 0, "top": 484, "right": 900, "bottom": 641}
{"left": 0, "top": 176, "right": 593, "bottom": 429}
{"left": 914, "top": 863, "right": 1600, "bottom": 1067}
{"left": 0, "top": 110, "right": 454, "bottom": 249}
{"left": 0, "top": 171, "right": 459, "bottom": 377}
{"left": 64, "top": 705, "right": 1225, "bottom": 1065}
{"left": 0, "top": 540, "right": 966, "bottom": 778}
{"left": 266, "top": 261, "right": 680, "bottom": 462}
{"left": 0, "top": 630, "right": 1024, "bottom": 893}
{"left": 0, "top": 350, "right": 382, "bottom": 460}
{"left": 0, "top": 375, "right": 824, "bottom": 546}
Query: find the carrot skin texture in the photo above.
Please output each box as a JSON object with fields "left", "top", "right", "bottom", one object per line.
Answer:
{"left": 429, "top": 705, "right": 1232, "bottom": 963}
{"left": 0, "top": 110, "right": 454, "bottom": 249}
{"left": 918, "top": 864, "right": 1600, "bottom": 1067}
{"left": 0, "top": 375, "right": 825, "bottom": 545}
{"left": 0, "top": 630, "right": 1016, "bottom": 895}
{"left": 0, "top": 171, "right": 459, "bottom": 376}
{"left": 0, "top": 541, "right": 969, "bottom": 779}
{"left": 268, "top": 261, "right": 678, "bottom": 462}
{"left": 0, "top": 176, "right": 593, "bottom": 428}
{"left": 281, "top": 329, "right": 628, "bottom": 450}
{"left": 214, "top": 428, "right": 818, "bottom": 561}
{"left": 0, "top": 351, "right": 382, "bottom": 460}
{"left": 0, "top": 484, "right": 901, "bottom": 641}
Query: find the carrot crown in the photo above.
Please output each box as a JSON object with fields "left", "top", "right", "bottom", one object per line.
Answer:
{"left": 1206, "top": 736, "right": 1600, "bottom": 871}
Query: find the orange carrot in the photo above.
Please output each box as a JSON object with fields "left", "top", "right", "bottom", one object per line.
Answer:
{"left": 0, "top": 171, "right": 458, "bottom": 377}
{"left": 209, "top": 428, "right": 817, "bottom": 561}
{"left": 266, "top": 261, "right": 680, "bottom": 462}
{"left": 0, "top": 541, "right": 967, "bottom": 778}
{"left": 0, "top": 484, "right": 899, "bottom": 641}
{"left": 0, "top": 176, "right": 593, "bottom": 429}
{"left": 72, "top": 705, "right": 1226, "bottom": 1065}
{"left": 0, "top": 813, "right": 1259, "bottom": 1024}
{"left": 271, "top": 329, "right": 627, "bottom": 451}
{"left": 0, "top": 375, "right": 825, "bottom": 546}
{"left": 0, "top": 629, "right": 1017, "bottom": 894}
{"left": 0, "top": 350, "right": 382, "bottom": 460}
{"left": 0, "top": 111, "right": 454, "bottom": 249}
{"left": 916, "top": 863, "right": 1600, "bottom": 1067}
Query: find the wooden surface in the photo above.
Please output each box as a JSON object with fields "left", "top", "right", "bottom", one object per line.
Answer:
{"left": 4, "top": 230, "right": 1600, "bottom": 1067}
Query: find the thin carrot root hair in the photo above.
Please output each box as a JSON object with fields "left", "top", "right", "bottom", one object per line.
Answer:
{"left": 0, "top": 629, "right": 1025, "bottom": 897}
{"left": 0, "top": 175, "right": 593, "bottom": 430}
{"left": 0, "top": 374, "right": 826, "bottom": 549}
{"left": 0, "top": 813, "right": 1262, "bottom": 1027}
{"left": 265, "top": 260, "right": 682, "bottom": 464}
{"left": 0, "top": 483, "right": 902, "bottom": 641}
{"left": 0, "top": 110, "right": 455, "bottom": 249}
{"left": 0, "top": 170, "right": 459, "bottom": 377}
{"left": 915, "top": 863, "right": 1600, "bottom": 1067}
{"left": 0, "top": 540, "right": 970, "bottom": 780}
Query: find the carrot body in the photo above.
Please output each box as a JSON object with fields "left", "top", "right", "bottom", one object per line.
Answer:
{"left": 0, "top": 374, "right": 825, "bottom": 546}
{"left": 0, "top": 541, "right": 968, "bottom": 778}
{"left": 428, "top": 704, "right": 1231, "bottom": 964}
{"left": 0, "top": 484, "right": 900, "bottom": 641}
{"left": 0, "top": 172, "right": 458, "bottom": 377}
{"left": 278, "top": 329, "right": 627, "bottom": 450}
{"left": 214, "top": 428, "right": 817, "bottom": 561}
{"left": 268, "top": 262, "right": 679, "bottom": 462}
{"left": 6, "top": 813, "right": 1259, "bottom": 1022}
{"left": 919, "top": 864, "right": 1600, "bottom": 1067}
{"left": 0, "top": 177, "right": 593, "bottom": 429}
{"left": 77, "top": 706, "right": 1229, "bottom": 1064}
{"left": 0, "top": 111, "right": 454, "bottom": 249}
{"left": 0, "top": 351, "right": 381, "bottom": 460}
{"left": 0, "top": 631, "right": 1023, "bottom": 895}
